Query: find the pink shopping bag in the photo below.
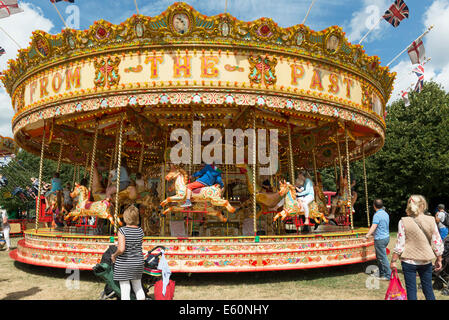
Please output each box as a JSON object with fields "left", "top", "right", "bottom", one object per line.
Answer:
{"left": 385, "top": 268, "right": 407, "bottom": 300}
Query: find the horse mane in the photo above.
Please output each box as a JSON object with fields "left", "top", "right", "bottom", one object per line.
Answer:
{"left": 177, "top": 167, "right": 188, "bottom": 184}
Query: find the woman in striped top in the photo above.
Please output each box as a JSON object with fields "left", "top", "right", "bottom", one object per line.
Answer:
{"left": 111, "top": 205, "right": 145, "bottom": 300}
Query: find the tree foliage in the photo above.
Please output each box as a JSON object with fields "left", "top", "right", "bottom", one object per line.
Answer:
{"left": 0, "top": 150, "right": 85, "bottom": 218}
{"left": 322, "top": 81, "right": 449, "bottom": 229}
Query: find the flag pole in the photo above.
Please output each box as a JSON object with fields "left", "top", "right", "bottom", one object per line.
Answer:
{"left": 51, "top": 1, "right": 69, "bottom": 29}
{"left": 387, "top": 25, "right": 434, "bottom": 67}
{"left": 224, "top": 0, "right": 228, "bottom": 13}
{"left": 0, "top": 26, "right": 21, "bottom": 49}
{"left": 302, "top": 0, "right": 317, "bottom": 25}
{"left": 358, "top": 16, "right": 383, "bottom": 45}
{"left": 133, "top": 0, "right": 140, "bottom": 15}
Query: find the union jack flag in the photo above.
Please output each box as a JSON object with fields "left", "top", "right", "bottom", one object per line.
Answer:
{"left": 383, "top": 0, "right": 409, "bottom": 27}
{"left": 0, "top": 47, "right": 5, "bottom": 55}
{"left": 412, "top": 64, "right": 424, "bottom": 93}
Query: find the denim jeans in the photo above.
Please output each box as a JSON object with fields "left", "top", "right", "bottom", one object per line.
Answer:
{"left": 401, "top": 261, "right": 435, "bottom": 300}
{"left": 374, "top": 237, "right": 391, "bottom": 279}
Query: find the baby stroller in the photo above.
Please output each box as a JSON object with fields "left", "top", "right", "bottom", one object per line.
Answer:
{"left": 93, "top": 245, "right": 166, "bottom": 300}
{"left": 432, "top": 236, "right": 449, "bottom": 295}
{"left": 0, "top": 231, "right": 5, "bottom": 250}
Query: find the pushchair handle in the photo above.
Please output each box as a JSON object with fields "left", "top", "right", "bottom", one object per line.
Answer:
{"left": 147, "top": 245, "right": 166, "bottom": 256}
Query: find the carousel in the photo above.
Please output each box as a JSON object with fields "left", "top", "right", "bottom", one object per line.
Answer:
{"left": 3, "top": 3, "right": 394, "bottom": 272}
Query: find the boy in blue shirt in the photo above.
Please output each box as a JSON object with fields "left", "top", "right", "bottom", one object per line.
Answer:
{"left": 364, "top": 199, "right": 391, "bottom": 280}
{"left": 181, "top": 162, "right": 224, "bottom": 208}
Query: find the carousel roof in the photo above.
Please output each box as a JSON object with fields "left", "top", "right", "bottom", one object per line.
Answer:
{"left": 0, "top": 2, "right": 395, "bottom": 171}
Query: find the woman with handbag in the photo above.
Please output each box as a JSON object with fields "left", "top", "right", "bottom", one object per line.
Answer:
{"left": 390, "top": 195, "right": 444, "bottom": 300}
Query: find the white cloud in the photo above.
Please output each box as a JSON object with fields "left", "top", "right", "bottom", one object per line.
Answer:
{"left": 345, "top": 0, "right": 389, "bottom": 43}
{"left": 422, "top": 0, "right": 449, "bottom": 89}
{"left": 0, "top": 2, "right": 54, "bottom": 138}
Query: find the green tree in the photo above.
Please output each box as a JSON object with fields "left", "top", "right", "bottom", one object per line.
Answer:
{"left": 0, "top": 149, "right": 83, "bottom": 217}
{"left": 343, "top": 81, "right": 449, "bottom": 229}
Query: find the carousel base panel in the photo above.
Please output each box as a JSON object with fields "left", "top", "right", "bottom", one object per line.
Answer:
{"left": 10, "top": 228, "right": 376, "bottom": 272}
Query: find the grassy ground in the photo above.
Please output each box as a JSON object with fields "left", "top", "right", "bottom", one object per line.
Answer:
{"left": 0, "top": 233, "right": 448, "bottom": 300}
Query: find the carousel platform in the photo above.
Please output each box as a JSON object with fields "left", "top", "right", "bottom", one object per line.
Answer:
{"left": 10, "top": 227, "right": 375, "bottom": 272}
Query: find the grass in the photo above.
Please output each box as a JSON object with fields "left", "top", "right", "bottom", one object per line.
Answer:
{"left": 0, "top": 233, "right": 448, "bottom": 300}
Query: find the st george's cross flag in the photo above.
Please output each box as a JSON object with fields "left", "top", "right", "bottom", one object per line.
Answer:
{"left": 407, "top": 37, "right": 426, "bottom": 65}
{"left": 383, "top": 0, "right": 409, "bottom": 27}
{"left": 401, "top": 90, "right": 410, "bottom": 107}
{"left": 0, "top": 0, "right": 23, "bottom": 19}
{"left": 412, "top": 64, "right": 424, "bottom": 93}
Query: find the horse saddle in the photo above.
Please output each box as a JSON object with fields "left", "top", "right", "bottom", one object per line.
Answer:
{"left": 192, "top": 188, "right": 204, "bottom": 194}
{"left": 84, "top": 201, "right": 94, "bottom": 210}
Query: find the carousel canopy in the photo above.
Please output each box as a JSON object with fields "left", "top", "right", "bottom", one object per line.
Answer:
{"left": 0, "top": 135, "right": 18, "bottom": 157}
{"left": 0, "top": 2, "right": 395, "bottom": 172}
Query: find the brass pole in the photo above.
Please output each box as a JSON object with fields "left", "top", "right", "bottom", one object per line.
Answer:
{"left": 336, "top": 132, "right": 343, "bottom": 179}
{"left": 88, "top": 121, "right": 99, "bottom": 191}
{"left": 56, "top": 142, "right": 63, "bottom": 173}
{"left": 72, "top": 164, "right": 77, "bottom": 186}
{"left": 138, "top": 141, "right": 145, "bottom": 173}
{"left": 362, "top": 144, "right": 371, "bottom": 227}
{"left": 252, "top": 112, "right": 257, "bottom": 236}
{"left": 345, "top": 127, "right": 354, "bottom": 231}
{"left": 312, "top": 149, "right": 318, "bottom": 185}
{"left": 36, "top": 124, "right": 46, "bottom": 231}
{"left": 114, "top": 115, "right": 125, "bottom": 233}
{"left": 287, "top": 124, "right": 295, "bottom": 184}
{"left": 161, "top": 131, "right": 168, "bottom": 236}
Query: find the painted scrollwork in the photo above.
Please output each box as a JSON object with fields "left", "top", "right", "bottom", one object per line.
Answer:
{"left": 93, "top": 56, "right": 121, "bottom": 88}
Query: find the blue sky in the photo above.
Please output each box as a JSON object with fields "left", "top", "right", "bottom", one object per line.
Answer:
{"left": 0, "top": 0, "right": 448, "bottom": 137}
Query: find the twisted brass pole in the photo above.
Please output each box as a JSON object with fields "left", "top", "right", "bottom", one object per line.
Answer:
{"left": 287, "top": 123, "right": 294, "bottom": 184}
{"left": 56, "top": 142, "right": 63, "bottom": 173}
{"left": 362, "top": 144, "right": 371, "bottom": 227}
{"left": 336, "top": 132, "right": 343, "bottom": 179}
{"left": 72, "top": 164, "right": 77, "bottom": 186}
{"left": 88, "top": 122, "right": 99, "bottom": 191}
{"left": 114, "top": 115, "right": 125, "bottom": 234}
{"left": 252, "top": 112, "right": 257, "bottom": 236}
{"left": 345, "top": 127, "right": 354, "bottom": 231}
{"left": 35, "top": 124, "right": 46, "bottom": 231}
{"left": 138, "top": 141, "right": 145, "bottom": 173}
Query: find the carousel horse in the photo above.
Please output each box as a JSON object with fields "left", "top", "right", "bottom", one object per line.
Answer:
{"left": 236, "top": 163, "right": 283, "bottom": 218}
{"left": 329, "top": 175, "right": 355, "bottom": 217}
{"left": 160, "top": 165, "right": 235, "bottom": 222}
{"left": 314, "top": 173, "right": 329, "bottom": 215}
{"left": 273, "top": 180, "right": 328, "bottom": 224}
{"left": 91, "top": 165, "right": 138, "bottom": 203}
{"left": 64, "top": 183, "right": 121, "bottom": 226}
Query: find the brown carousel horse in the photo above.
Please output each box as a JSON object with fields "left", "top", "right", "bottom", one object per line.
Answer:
{"left": 160, "top": 165, "right": 235, "bottom": 222}
{"left": 64, "top": 183, "right": 121, "bottom": 226}
{"left": 273, "top": 180, "right": 328, "bottom": 224}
